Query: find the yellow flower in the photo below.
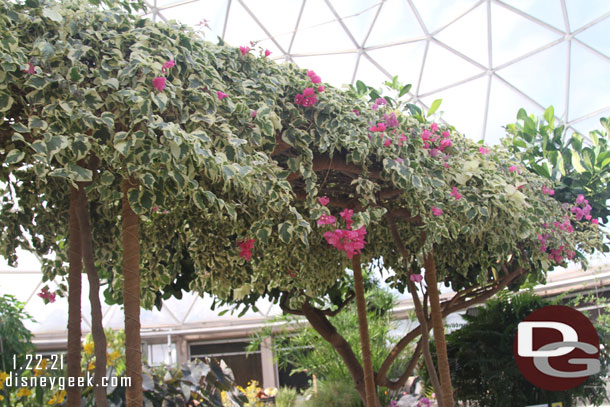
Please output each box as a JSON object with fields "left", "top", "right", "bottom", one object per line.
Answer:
{"left": 48, "top": 390, "right": 67, "bottom": 405}
{"left": 34, "top": 358, "right": 48, "bottom": 376}
{"left": 88, "top": 361, "right": 95, "bottom": 371}
{"left": 0, "top": 394, "right": 4, "bottom": 401}
{"left": 84, "top": 342, "right": 95, "bottom": 355}
{"left": 0, "top": 371, "right": 8, "bottom": 390}
{"left": 16, "top": 387, "right": 33, "bottom": 398}
{"left": 107, "top": 349, "right": 121, "bottom": 366}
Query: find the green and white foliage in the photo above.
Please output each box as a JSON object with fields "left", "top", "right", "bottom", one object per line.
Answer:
{"left": 0, "top": 0, "right": 605, "bottom": 310}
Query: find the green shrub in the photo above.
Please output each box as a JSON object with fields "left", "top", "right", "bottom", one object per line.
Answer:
{"left": 444, "top": 291, "right": 609, "bottom": 407}
{"left": 302, "top": 381, "right": 362, "bottom": 407}
{"left": 276, "top": 387, "right": 298, "bottom": 407}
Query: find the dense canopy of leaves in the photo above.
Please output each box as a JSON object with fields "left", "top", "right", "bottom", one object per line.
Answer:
{"left": 0, "top": 0, "right": 604, "bottom": 313}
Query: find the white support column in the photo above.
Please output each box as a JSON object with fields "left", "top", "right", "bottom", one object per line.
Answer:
{"left": 260, "top": 336, "right": 278, "bottom": 389}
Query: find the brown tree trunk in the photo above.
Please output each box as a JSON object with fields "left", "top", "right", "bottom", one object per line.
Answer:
{"left": 67, "top": 186, "right": 82, "bottom": 407}
{"left": 424, "top": 253, "right": 454, "bottom": 407}
{"left": 300, "top": 301, "right": 367, "bottom": 403}
{"left": 74, "top": 187, "right": 108, "bottom": 407}
{"left": 122, "top": 178, "right": 142, "bottom": 407}
{"left": 352, "top": 255, "right": 379, "bottom": 407}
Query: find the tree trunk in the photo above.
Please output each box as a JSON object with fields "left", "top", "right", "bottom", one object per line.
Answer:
{"left": 122, "top": 178, "right": 142, "bottom": 407}
{"left": 67, "top": 186, "right": 82, "bottom": 407}
{"left": 352, "top": 255, "right": 379, "bottom": 407}
{"left": 424, "top": 253, "right": 454, "bottom": 407}
{"left": 74, "top": 187, "right": 108, "bottom": 407}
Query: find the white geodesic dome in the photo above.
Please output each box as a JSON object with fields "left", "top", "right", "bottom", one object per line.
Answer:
{"left": 145, "top": 0, "right": 610, "bottom": 143}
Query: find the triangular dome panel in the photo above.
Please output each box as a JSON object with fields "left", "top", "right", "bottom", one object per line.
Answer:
{"left": 421, "top": 76, "right": 489, "bottom": 141}
{"left": 290, "top": 0, "right": 356, "bottom": 54}
{"left": 565, "top": 0, "right": 610, "bottom": 31}
{"left": 485, "top": 76, "right": 544, "bottom": 144}
{"left": 418, "top": 41, "right": 484, "bottom": 95}
{"left": 332, "top": 1, "right": 381, "bottom": 46}
{"left": 500, "top": 0, "right": 565, "bottom": 31}
{"left": 410, "top": 0, "right": 481, "bottom": 33}
{"left": 223, "top": 0, "right": 270, "bottom": 48}
{"left": 569, "top": 42, "right": 610, "bottom": 120}
{"left": 435, "top": 3, "right": 489, "bottom": 67}
{"left": 576, "top": 16, "right": 610, "bottom": 59}
{"left": 365, "top": 0, "right": 424, "bottom": 47}
{"left": 366, "top": 41, "right": 427, "bottom": 93}
{"left": 245, "top": 0, "right": 302, "bottom": 52}
{"left": 491, "top": 2, "right": 562, "bottom": 67}
{"left": 496, "top": 42, "right": 567, "bottom": 116}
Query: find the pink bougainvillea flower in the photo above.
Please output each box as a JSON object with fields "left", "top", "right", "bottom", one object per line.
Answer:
{"left": 353, "top": 109, "right": 360, "bottom": 116}
{"left": 431, "top": 206, "right": 443, "bottom": 216}
{"left": 398, "top": 134, "right": 407, "bottom": 147}
{"left": 575, "top": 194, "right": 586, "bottom": 205}
{"left": 264, "top": 49, "right": 271, "bottom": 57}
{"left": 161, "top": 59, "right": 175, "bottom": 73}
{"left": 307, "top": 70, "right": 316, "bottom": 78}
{"left": 443, "top": 163, "right": 450, "bottom": 169}
{"left": 303, "top": 87, "right": 315, "bottom": 97}
{"left": 376, "top": 122, "right": 387, "bottom": 132}
{"left": 383, "top": 113, "right": 399, "bottom": 128}
{"left": 375, "top": 97, "right": 387, "bottom": 106}
{"left": 152, "top": 206, "right": 159, "bottom": 212}
{"left": 429, "top": 148, "right": 440, "bottom": 157}
{"left": 542, "top": 186, "right": 555, "bottom": 196}
{"left": 592, "top": 219, "right": 599, "bottom": 225}
{"left": 508, "top": 165, "right": 519, "bottom": 173}
{"left": 310, "top": 74, "right": 322, "bottom": 84}
{"left": 479, "top": 146, "right": 490, "bottom": 155}
{"left": 441, "top": 130, "right": 450, "bottom": 138}
{"left": 421, "top": 129, "right": 431, "bottom": 141}
{"left": 251, "top": 110, "right": 257, "bottom": 118}
{"left": 23, "top": 62, "right": 36, "bottom": 74}
{"left": 152, "top": 76, "right": 166, "bottom": 91}
{"left": 317, "top": 214, "right": 336, "bottom": 226}
{"left": 384, "top": 139, "right": 392, "bottom": 147}
{"left": 371, "top": 103, "right": 379, "bottom": 111}
{"left": 410, "top": 274, "right": 423, "bottom": 283}
{"left": 430, "top": 123, "right": 439, "bottom": 132}
{"left": 317, "top": 86, "right": 325, "bottom": 93}
{"left": 318, "top": 196, "right": 330, "bottom": 206}
{"left": 239, "top": 46, "right": 250, "bottom": 55}
{"left": 237, "top": 239, "right": 256, "bottom": 261}
{"left": 439, "top": 139, "right": 452, "bottom": 150}
{"left": 340, "top": 208, "right": 354, "bottom": 229}
{"left": 450, "top": 186, "right": 462, "bottom": 200}
{"left": 37, "top": 288, "right": 56, "bottom": 303}
{"left": 217, "top": 91, "right": 228, "bottom": 100}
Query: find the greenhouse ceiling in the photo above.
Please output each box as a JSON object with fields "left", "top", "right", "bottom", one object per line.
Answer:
{"left": 144, "top": 0, "right": 610, "bottom": 144}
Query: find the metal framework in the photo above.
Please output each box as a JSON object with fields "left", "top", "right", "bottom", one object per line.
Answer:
{"left": 143, "top": 0, "right": 610, "bottom": 142}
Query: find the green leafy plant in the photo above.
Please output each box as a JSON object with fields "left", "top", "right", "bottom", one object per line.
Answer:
{"left": 275, "top": 387, "right": 298, "bottom": 407}
{"left": 300, "top": 381, "right": 362, "bottom": 407}
{"left": 505, "top": 107, "right": 610, "bottom": 228}
{"left": 444, "top": 291, "right": 609, "bottom": 407}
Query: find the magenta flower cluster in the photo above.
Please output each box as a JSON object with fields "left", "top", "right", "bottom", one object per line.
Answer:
{"left": 295, "top": 70, "right": 324, "bottom": 107}
{"left": 237, "top": 239, "right": 256, "bottom": 261}
{"left": 152, "top": 59, "right": 176, "bottom": 91}
{"left": 542, "top": 186, "right": 555, "bottom": 196}
{"left": 572, "top": 194, "right": 593, "bottom": 221}
{"left": 38, "top": 287, "right": 56, "bottom": 303}
{"left": 317, "top": 199, "right": 367, "bottom": 259}
{"left": 420, "top": 123, "right": 452, "bottom": 165}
